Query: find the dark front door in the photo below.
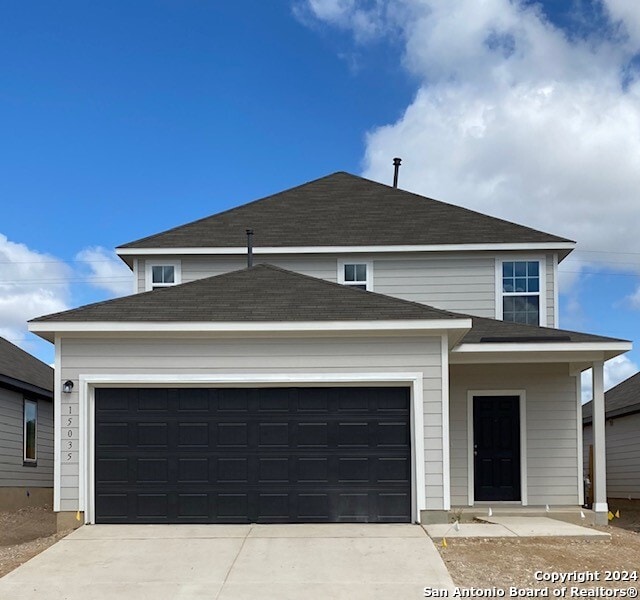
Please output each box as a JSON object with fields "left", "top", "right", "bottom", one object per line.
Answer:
{"left": 473, "top": 396, "right": 521, "bottom": 502}
{"left": 94, "top": 386, "right": 411, "bottom": 524}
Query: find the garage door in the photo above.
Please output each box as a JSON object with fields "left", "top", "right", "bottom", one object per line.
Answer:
{"left": 95, "top": 387, "right": 411, "bottom": 524}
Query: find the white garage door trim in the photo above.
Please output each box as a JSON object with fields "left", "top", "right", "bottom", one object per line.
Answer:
{"left": 78, "top": 372, "right": 426, "bottom": 524}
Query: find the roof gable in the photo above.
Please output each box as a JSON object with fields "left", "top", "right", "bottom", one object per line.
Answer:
{"left": 0, "top": 337, "right": 53, "bottom": 395}
{"left": 119, "top": 172, "right": 573, "bottom": 250}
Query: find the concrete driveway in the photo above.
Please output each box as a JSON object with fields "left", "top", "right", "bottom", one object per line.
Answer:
{"left": 0, "top": 523, "right": 454, "bottom": 599}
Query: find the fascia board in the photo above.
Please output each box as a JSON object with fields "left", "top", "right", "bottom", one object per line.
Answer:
{"left": 29, "top": 318, "right": 473, "bottom": 335}
{"left": 453, "top": 341, "right": 631, "bottom": 353}
{"left": 116, "top": 242, "right": 576, "bottom": 256}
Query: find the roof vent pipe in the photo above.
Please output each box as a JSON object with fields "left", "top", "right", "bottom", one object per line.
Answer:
{"left": 392, "top": 157, "right": 402, "bottom": 188}
{"left": 246, "top": 229, "right": 254, "bottom": 268}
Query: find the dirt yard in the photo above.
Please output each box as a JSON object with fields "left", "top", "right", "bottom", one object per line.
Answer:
{"left": 438, "top": 499, "right": 640, "bottom": 593}
{"left": 0, "top": 506, "right": 72, "bottom": 578}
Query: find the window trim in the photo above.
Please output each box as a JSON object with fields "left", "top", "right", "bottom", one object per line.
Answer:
{"left": 144, "top": 260, "right": 182, "bottom": 291}
{"left": 337, "top": 259, "right": 373, "bottom": 291}
{"left": 23, "top": 399, "right": 37, "bottom": 466}
{"left": 495, "top": 256, "right": 547, "bottom": 326}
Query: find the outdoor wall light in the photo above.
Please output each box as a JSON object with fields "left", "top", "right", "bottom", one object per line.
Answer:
{"left": 62, "top": 380, "right": 74, "bottom": 394}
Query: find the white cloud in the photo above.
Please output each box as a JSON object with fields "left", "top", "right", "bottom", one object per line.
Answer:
{"left": 0, "top": 237, "right": 132, "bottom": 355}
{"left": 558, "top": 255, "right": 588, "bottom": 297}
{"left": 293, "top": 0, "right": 391, "bottom": 42}
{"left": 580, "top": 354, "right": 639, "bottom": 402}
{"left": 625, "top": 284, "right": 640, "bottom": 309}
{"left": 75, "top": 246, "right": 133, "bottom": 297}
{"left": 0, "top": 234, "right": 70, "bottom": 346}
{"left": 602, "top": 0, "right": 640, "bottom": 50}
{"left": 300, "top": 0, "right": 640, "bottom": 267}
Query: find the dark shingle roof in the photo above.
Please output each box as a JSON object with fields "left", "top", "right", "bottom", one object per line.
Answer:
{"left": 583, "top": 371, "right": 640, "bottom": 423}
{"left": 460, "top": 316, "right": 627, "bottom": 345}
{"left": 119, "top": 172, "right": 573, "bottom": 250}
{"left": 31, "top": 263, "right": 625, "bottom": 353}
{"left": 30, "top": 264, "right": 464, "bottom": 323}
{"left": 0, "top": 337, "right": 53, "bottom": 395}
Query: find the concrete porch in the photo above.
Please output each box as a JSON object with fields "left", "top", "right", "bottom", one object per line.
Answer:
{"left": 448, "top": 505, "right": 598, "bottom": 526}
{"left": 425, "top": 515, "right": 610, "bottom": 540}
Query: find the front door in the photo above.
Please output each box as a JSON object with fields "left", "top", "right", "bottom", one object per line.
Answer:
{"left": 473, "top": 396, "right": 521, "bottom": 502}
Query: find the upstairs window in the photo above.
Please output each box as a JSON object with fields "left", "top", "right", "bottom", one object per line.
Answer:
{"left": 338, "top": 261, "right": 372, "bottom": 291}
{"left": 501, "top": 260, "right": 541, "bottom": 325}
{"left": 23, "top": 399, "right": 37, "bottom": 465}
{"left": 152, "top": 266, "right": 175, "bottom": 287}
{"left": 145, "top": 261, "right": 181, "bottom": 291}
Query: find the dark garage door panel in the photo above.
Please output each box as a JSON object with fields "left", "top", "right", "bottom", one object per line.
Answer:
{"left": 95, "top": 387, "right": 411, "bottom": 524}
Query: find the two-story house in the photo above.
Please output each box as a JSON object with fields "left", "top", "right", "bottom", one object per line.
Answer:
{"left": 28, "top": 172, "right": 630, "bottom": 530}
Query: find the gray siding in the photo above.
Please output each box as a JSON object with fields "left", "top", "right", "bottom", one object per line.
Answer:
{"left": 182, "top": 255, "right": 338, "bottom": 285}
{"left": 131, "top": 252, "right": 559, "bottom": 327}
{"left": 583, "top": 414, "right": 640, "bottom": 499}
{"left": 546, "top": 254, "right": 555, "bottom": 328}
{"left": 0, "top": 387, "right": 53, "bottom": 487}
{"left": 133, "top": 253, "right": 497, "bottom": 318}
{"left": 450, "top": 363, "right": 580, "bottom": 506}
{"left": 373, "top": 255, "right": 495, "bottom": 318}
{"left": 136, "top": 259, "right": 145, "bottom": 292}
{"left": 59, "top": 335, "right": 443, "bottom": 513}
{"left": 135, "top": 255, "right": 337, "bottom": 291}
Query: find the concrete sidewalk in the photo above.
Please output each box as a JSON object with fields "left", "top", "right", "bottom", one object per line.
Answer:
{"left": 424, "top": 516, "right": 610, "bottom": 540}
{"left": 0, "top": 524, "right": 455, "bottom": 599}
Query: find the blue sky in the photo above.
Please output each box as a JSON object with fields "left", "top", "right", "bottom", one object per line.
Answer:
{"left": 1, "top": 1, "right": 639, "bottom": 394}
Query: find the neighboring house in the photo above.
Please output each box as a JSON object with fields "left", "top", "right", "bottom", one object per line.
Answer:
{"left": 28, "top": 171, "right": 630, "bottom": 528}
{"left": 583, "top": 372, "right": 640, "bottom": 500}
{"left": 0, "top": 336, "right": 54, "bottom": 509}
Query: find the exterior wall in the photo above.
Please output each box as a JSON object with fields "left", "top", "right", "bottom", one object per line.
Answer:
{"left": 546, "top": 254, "right": 555, "bottom": 328}
{"left": 449, "top": 363, "right": 580, "bottom": 506}
{"left": 182, "top": 256, "right": 338, "bottom": 285}
{"left": 58, "top": 334, "right": 444, "bottom": 514}
{"left": 583, "top": 414, "right": 640, "bottom": 499}
{"left": 134, "top": 252, "right": 564, "bottom": 321}
{"left": 137, "top": 256, "right": 337, "bottom": 291}
{"left": 136, "top": 259, "right": 145, "bottom": 292}
{"left": 372, "top": 255, "right": 495, "bottom": 318}
{"left": 0, "top": 387, "right": 54, "bottom": 488}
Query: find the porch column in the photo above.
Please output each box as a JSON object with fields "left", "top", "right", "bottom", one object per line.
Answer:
{"left": 591, "top": 360, "right": 608, "bottom": 524}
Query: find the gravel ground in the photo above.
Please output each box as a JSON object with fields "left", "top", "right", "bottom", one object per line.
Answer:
{"left": 0, "top": 506, "right": 72, "bottom": 578}
{"left": 437, "top": 500, "right": 640, "bottom": 594}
